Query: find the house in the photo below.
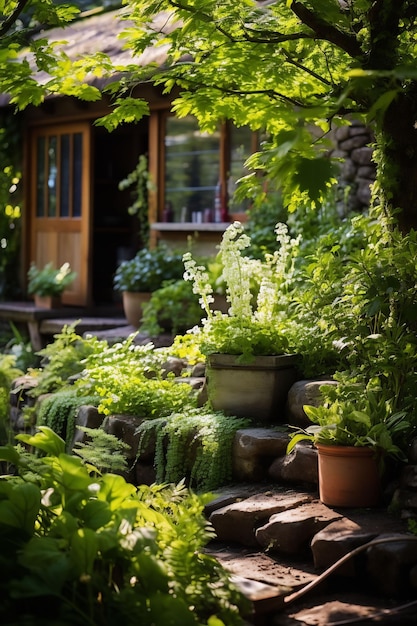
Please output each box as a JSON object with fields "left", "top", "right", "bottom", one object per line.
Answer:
{"left": 0, "top": 8, "right": 256, "bottom": 308}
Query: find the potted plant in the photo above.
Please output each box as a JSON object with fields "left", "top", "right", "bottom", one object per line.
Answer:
{"left": 27, "top": 262, "right": 76, "bottom": 308}
{"left": 183, "top": 221, "right": 301, "bottom": 422}
{"left": 113, "top": 245, "right": 184, "bottom": 327}
{"left": 287, "top": 380, "right": 410, "bottom": 507}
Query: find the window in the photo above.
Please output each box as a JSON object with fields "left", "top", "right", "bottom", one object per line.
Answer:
{"left": 162, "top": 116, "right": 255, "bottom": 223}
{"left": 35, "top": 129, "right": 84, "bottom": 218}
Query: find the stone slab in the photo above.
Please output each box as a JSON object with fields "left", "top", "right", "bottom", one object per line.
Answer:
{"left": 209, "top": 488, "right": 313, "bottom": 546}
{"left": 255, "top": 501, "right": 342, "bottom": 554}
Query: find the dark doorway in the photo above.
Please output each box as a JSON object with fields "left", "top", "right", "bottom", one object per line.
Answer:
{"left": 91, "top": 122, "right": 148, "bottom": 305}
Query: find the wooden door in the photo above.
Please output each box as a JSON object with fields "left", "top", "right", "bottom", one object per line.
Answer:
{"left": 29, "top": 122, "right": 92, "bottom": 306}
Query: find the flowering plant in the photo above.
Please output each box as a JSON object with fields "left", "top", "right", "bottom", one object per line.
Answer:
{"left": 183, "top": 220, "right": 300, "bottom": 362}
{"left": 27, "top": 262, "right": 76, "bottom": 297}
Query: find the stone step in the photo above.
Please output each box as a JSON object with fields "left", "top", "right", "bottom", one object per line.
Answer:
{"left": 204, "top": 484, "right": 417, "bottom": 623}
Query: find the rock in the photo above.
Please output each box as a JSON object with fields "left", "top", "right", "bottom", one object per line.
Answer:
{"left": 311, "top": 518, "right": 378, "bottom": 576}
{"left": 401, "top": 465, "right": 417, "bottom": 490}
{"left": 162, "top": 356, "right": 187, "bottom": 377}
{"left": 334, "top": 126, "right": 351, "bottom": 141}
{"left": 255, "top": 501, "right": 342, "bottom": 554}
{"left": 104, "top": 414, "right": 144, "bottom": 460}
{"left": 209, "top": 489, "right": 312, "bottom": 547}
{"left": 356, "top": 179, "right": 372, "bottom": 204}
{"left": 366, "top": 533, "right": 417, "bottom": 597}
{"left": 268, "top": 443, "right": 318, "bottom": 485}
{"left": 191, "top": 361, "right": 206, "bottom": 378}
{"left": 135, "top": 462, "right": 157, "bottom": 486}
{"left": 232, "top": 428, "right": 289, "bottom": 482}
{"left": 351, "top": 146, "right": 373, "bottom": 165}
{"left": 339, "top": 135, "right": 370, "bottom": 151}
{"left": 70, "top": 404, "right": 105, "bottom": 449}
{"left": 286, "top": 379, "right": 336, "bottom": 428}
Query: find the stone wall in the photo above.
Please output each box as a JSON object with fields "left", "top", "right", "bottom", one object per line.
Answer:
{"left": 330, "top": 121, "right": 376, "bottom": 213}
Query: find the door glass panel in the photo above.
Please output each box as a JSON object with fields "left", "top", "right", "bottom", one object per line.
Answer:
{"left": 36, "top": 137, "right": 46, "bottom": 217}
{"left": 47, "top": 136, "right": 57, "bottom": 217}
{"left": 73, "top": 132, "right": 83, "bottom": 217}
{"left": 60, "top": 134, "right": 70, "bottom": 217}
{"left": 165, "top": 116, "right": 220, "bottom": 222}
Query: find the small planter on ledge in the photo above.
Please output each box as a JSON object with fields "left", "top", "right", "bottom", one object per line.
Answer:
{"left": 122, "top": 291, "right": 152, "bottom": 327}
{"left": 28, "top": 262, "right": 76, "bottom": 309}
{"left": 34, "top": 294, "right": 62, "bottom": 310}
{"left": 206, "top": 353, "right": 299, "bottom": 423}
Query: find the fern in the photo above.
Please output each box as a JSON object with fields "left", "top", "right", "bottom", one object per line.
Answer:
{"left": 136, "top": 409, "right": 250, "bottom": 492}
{"left": 73, "top": 425, "right": 130, "bottom": 473}
{"left": 29, "top": 322, "right": 109, "bottom": 396}
{"left": 37, "top": 389, "right": 100, "bottom": 452}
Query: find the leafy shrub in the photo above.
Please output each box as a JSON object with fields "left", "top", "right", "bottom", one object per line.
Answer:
{"left": 29, "top": 322, "right": 109, "bottom": 397}
{"left": 113, "top": 246, "right": 184, "bottom": 292}
{"left": 140, "top": 279, "right": 203, "bottom": 336}
{"left": 75, "top": 337, "right": 196, "bottom": 417}
{"left": 0, "top": 427, "right": 248, "bottom": 625}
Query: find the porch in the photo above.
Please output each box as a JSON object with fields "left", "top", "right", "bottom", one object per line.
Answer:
{"left": 0, "top": 301, "right": 128, "bottom": 351}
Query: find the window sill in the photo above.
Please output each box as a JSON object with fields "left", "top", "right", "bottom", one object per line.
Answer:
{"left": 151, "top": 222, "right": 231, "bottom": 232}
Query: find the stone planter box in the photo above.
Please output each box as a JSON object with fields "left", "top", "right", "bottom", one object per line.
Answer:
{"left": 206, "top": 353, "right": 299, "bottom": 423}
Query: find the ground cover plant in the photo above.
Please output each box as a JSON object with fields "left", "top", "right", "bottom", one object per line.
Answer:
{"left": 0, "top": 427, "right": 248, "bottom": 625}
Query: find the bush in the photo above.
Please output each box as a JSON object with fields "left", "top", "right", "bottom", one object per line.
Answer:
{"left": 0, "top": 427, "right": 248, "bottom": 625}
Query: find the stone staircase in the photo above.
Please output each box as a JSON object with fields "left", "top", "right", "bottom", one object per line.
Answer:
{"left": 204, "top": 482, "right": 417, "bottom": 625}
{"left": 9, "top": 357, "right": 417, "bottom": 625}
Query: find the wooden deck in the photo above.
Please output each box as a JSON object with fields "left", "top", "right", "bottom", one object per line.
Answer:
{"left": 0, "top": 302, "right": 127, "bottom": 350}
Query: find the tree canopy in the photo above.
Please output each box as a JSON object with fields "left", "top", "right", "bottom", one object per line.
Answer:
{"left": 105, "top": 0, "right": 417, "bottom": 230}
{"left": 2, "top": 1, "right": 417, "bottom": 229}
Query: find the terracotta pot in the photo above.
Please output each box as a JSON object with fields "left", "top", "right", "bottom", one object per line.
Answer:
{"left": 34, "top": 294, "right": 61, "bottom": 309}
{"left": 316, "top": 444, "right": 381, "bottom": 508}
{"left": 122, "top": 291, "right": 152, "bottom": 327}
{"left": 206, "top": 353, "right": 298, "bottom": 423}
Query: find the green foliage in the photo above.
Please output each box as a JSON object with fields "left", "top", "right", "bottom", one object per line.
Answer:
{"left": 118, "top": 154, "right": 153, "bottom": 245}
{"left": 136, "top": 408, "right": 250, "bottom": 492}
{"left": 114, "top": 246, "right": 184, "bottom": 293}
{"left": 75, "top": 336, "right": 196, "bottom": 417}
{"left": 29, "top": 322, "right": 109, "bottom": 396}
{"left": 0, "top": 352, "right": 23, "bottom": 445}
{"left": 287, "top": 379, "right": 410, "bottom": 464}
{"left": 27, "top": 261, "right": 77, "bottom": 297}
{"left": 140, "top": 279, "right": 203, "bottom": 336}
{"left": 0, "top": 111, "right": 22, "bottom": 298}
{"left": 183, "top": 220, "right": 301, "bottom": 362}
{"left": 0, "top": 427, "right": 248, "bottom": 625}
{"left": 73, "top": 425, "right": 130, "bottom": 473}
{"left": 37, "top": 389, "right": 100, "bottom": 452}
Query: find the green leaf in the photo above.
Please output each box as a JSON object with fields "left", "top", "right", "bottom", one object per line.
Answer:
{"left": 0, "top": 482, "right": 40, "bottom": 535}
{"left": 79, "top": 499, "right": 112, "bottom": 530}
{"left": 70, "top": 528, "right": 98, "bottom": 576}
{"left": 16, "top": 426, "right": 65, "bottom": 457}
{"left": 98, "top": 473, "right": 137, "bottom": 510}
{"left": 293, "top": 158, "right": 337, "bottom": 204}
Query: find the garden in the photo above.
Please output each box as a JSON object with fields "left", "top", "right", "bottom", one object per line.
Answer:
{"left": 2, "top": 1, "right": 417, "bottom": 623}
{"left": 1, "top": 197, "right": 417, "bottom": 622}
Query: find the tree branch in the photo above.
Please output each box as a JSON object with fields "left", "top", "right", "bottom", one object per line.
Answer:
{"left": 0, "top": 0, "right": 31, "bottom": 38}
{"left": 290, "top": 0, "right": 363, "bottom": 58}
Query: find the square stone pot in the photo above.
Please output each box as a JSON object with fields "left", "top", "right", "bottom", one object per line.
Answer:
{"left": 206, "top": 353, "right": 299, "bottom": 423}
